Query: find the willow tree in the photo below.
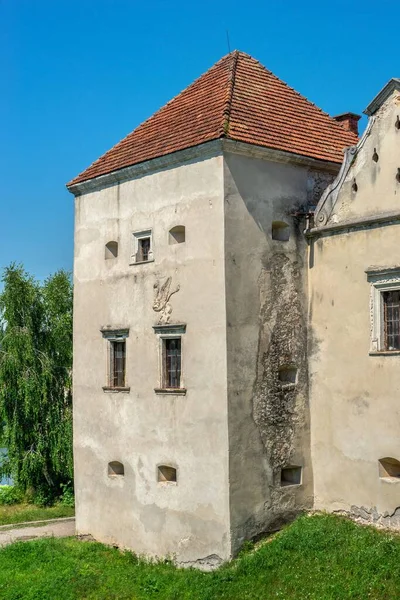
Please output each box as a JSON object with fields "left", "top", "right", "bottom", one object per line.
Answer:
{"left": 0, "top": 264, "right": 73, "bottom": 502}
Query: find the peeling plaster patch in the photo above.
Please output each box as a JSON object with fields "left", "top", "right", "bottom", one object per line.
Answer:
{"left": 253, "top": 239, "right": 311, "bottom": 522}
{"left": 333, "top": 505, "right": 400, "bottom": 530}
{"left": 178, "top": 553, "right": 223, "bottom": 571}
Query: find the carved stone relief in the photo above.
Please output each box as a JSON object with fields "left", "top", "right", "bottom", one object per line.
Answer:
{"left": 152, "top": 276, "right": 180, "bottom": 324}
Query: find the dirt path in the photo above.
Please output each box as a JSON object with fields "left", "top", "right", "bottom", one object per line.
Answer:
{"left": 0, "top": 517, "right": 75, "bottom": 547}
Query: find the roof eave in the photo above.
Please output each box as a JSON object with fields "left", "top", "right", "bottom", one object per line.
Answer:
{"left": 364, "top": 78, "right": 400, "bottom": 116}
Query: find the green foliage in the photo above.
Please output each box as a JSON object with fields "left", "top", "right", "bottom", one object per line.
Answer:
{"left": 1, "top": 514, "right": 400, "bottom": 599}
{"left": 60, "top": 481, "right": 75, "bottom": 507}
{"left": 0, "top": 485, "right": 23, "bottom": 506}
{"left": 0, "top": 264, "right": 73, "bottom": 502}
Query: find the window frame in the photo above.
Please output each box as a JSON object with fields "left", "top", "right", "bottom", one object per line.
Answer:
{"left": 367, "top": 268, "right": 400, "bottom": 354}
{"left": 101, "top": 328, "right": 130, "bottom": 392}
{"left": 130, "top": 229, "right": 153, "bottom": 265}
{"left": 153, "top": 324, "right": 186, "bottom": 395}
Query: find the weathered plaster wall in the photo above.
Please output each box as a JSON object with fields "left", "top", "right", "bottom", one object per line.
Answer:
{"left": 310, "top": 89, "right": 400, "bottom": 527}
{"left": 223, "top": 151, "right": 335, "bottom": 552}
{"left": 73, "top": 152, "right": 231, "bottom": 565}
{"left": 309, "top": 225, "right": 400, "bottom": 527}
{"left": 329, "top": 90, "right": 400, "bottom": 223}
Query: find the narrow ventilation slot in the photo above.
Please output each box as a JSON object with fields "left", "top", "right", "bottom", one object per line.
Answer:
{"left": 157, "top": 465, "right": 177, "bottom": 483}
{"left": 105, "top": 241, "right": 118, "bottom": 259}
{"left": 281, "top": 466, "right": 302, "bottom": 487}
{"left": 278, "top": 365, "right": 297, "bottom": 384}
{"left": 108, "top": 461, "right": 124, "bottom": 477}
{"left": 169, "top": 226, "right": 185, "bottom": 245}
{"left": 272, "top": 221, "right": 290, "bottom": 242}
{"left": 378, "top": 457, "right": 400, "bottom": 480}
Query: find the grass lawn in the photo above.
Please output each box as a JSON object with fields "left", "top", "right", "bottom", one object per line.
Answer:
{"left": 1, "top": 514, "right": 400, "bottom": 600}
{"left": 0, "top": 503, "right": 74, "bottom": 527}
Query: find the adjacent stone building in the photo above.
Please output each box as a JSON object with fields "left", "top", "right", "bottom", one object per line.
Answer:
{"left": 67, "top": 52, "right": 399, "bottom": 565}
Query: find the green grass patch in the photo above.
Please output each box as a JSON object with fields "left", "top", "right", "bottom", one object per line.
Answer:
{"left": 0, "top": 513, "right": 400, "bottom": 599}
{"left": 0, "top": 502, "right": 74, "bottom": 526}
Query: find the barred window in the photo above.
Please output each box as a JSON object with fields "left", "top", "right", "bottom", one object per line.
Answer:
{"left": 110, "top": 340, "right": 126, "bottom": 388}
{"left": 163, "top": 338, "right": 181, "bottom": 388}
{"left": 383, "top": 290, "right": 400, "bottom": 351}
{"left": 101, "top": 329, "right": 129, "bottom": 391}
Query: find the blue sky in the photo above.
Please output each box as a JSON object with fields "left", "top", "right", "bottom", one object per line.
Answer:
{"left": 1, "top": 0, "right": 397, "bottom": 281}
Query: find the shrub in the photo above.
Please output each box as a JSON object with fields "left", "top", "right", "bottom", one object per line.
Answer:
{"left": 60, "top": 481, "right": 75, "bottom": 507}
{"left": 0, "top": 485, "right": 23, "bottom": 505}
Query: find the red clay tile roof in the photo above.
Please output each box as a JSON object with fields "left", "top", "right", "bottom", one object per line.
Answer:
{"left": 68, "top": 51, "right": 358, "bottom": 187}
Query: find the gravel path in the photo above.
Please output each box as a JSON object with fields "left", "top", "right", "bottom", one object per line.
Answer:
{"left": 0, "top": 517, "right": 75, "bottom": 547}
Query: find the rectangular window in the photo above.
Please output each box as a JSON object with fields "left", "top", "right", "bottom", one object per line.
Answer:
{"left": 383, "top": 290, "right": 400, "bottom": 351}
{"left": 101, "top": 328, "right": 129, "bottom": 392}
{"left": 137, "top": 237, "right": 151, "bottom": 262}
{"left": 110, "top": 340, "right": 126, "bottom": 387}
{"left": 131, "top": 230, "right": 153, "bottom": 264}
{"left": 163, "top": 338, "right": 181, "bottom": 388}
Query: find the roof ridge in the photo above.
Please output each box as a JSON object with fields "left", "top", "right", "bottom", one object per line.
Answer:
{"left": 68, "top": 51, "right": 358, "bottom": 187}
{"left": 220, "top": 50, "right": 240, "bottom": 137}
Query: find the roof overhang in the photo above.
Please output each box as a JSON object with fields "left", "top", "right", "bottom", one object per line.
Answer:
{"left": 67, "top": 139, "right": 341, "bottom": 197}
{"left": 364, "top": 78, "right": 400, "bottom": 116}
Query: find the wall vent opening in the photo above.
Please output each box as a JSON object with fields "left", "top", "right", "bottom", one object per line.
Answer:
{"left": 105, "top": 241, "right": 118, "bottom": 259}
{"left": 108, "top": 461, "right": 124, "bottom": 477}
{"left": 157, "top": 465, "right": 177, "bottom": 483}
{"left": 272, "top": 221, "right": 290, "bottom": 242}
{"left": 281, "top": 466, "right": 302, "bottom": 487}
{"left": 169, "top": 226, "right": 185, "bottom": 245}
{"left": 278, "top": 365, "right": 297, "bottom": 384}
{"left": 378, "top": 457, "right": 400, "bottom": 479}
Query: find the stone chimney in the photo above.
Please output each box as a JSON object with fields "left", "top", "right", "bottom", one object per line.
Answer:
{"left": 333, "top": 113, "right": 361, "bottom": 136}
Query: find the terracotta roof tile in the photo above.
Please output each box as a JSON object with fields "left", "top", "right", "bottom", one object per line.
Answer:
{"left": 68, "top": 51, "right": 358, "bottom": 187}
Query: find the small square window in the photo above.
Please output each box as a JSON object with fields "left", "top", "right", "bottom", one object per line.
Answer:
{"left": 131, "top": 230, "right": 153, "bottom": 264}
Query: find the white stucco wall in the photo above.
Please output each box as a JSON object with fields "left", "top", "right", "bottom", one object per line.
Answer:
{"left": 73, "top": 151, "right": 231, "bottom": 564}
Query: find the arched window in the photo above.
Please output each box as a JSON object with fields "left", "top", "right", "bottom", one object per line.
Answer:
{"left": 378, "top": 457, "right": 400, "bottom": 479}
{"left": 169, "top": 226, "right": 185, "bottom": 245}
{"left": 105, "top": 241, "right": 118, "bottom": 259}
{"left": 157, "top": 465, "right": 177, "bottom": 483}
{"left": 272, "top": 221, "right": 290, "bottom": 242}
{"left": 108, "top": 461, "right": 124, "bottom": 477}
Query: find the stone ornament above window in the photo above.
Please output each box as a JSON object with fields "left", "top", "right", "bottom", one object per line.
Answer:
{"left": 366, "top": 267, "right": 400, "bottom": 353}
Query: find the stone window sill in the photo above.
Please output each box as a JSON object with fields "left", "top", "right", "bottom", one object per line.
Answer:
{"left": 157, "top": 481, "right": 178, "bottom": 487}
{"left": 102, "top": 386, "right": 131, "bottom": 393}
{"left": 154, "top": 388, "right": 187, "bottom": 396}
{"left": 380, "top": 477, "right": 400, "bottom": 484}
{"left": 369, "top": 351, "right": 400, "bottom": 356}
{"left": 129, "top": 258, "right": 155, "bottom": 266}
